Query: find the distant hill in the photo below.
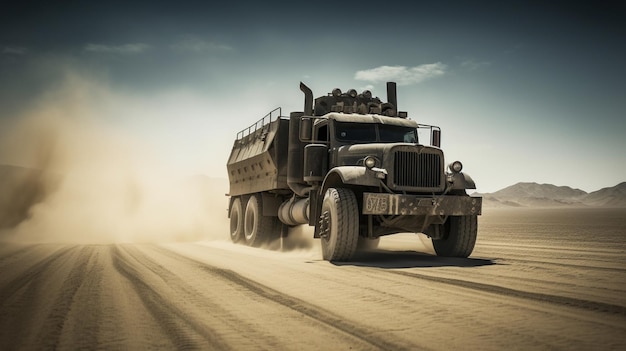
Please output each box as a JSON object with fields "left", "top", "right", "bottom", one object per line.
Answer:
{"left": 476, "top": 182, "right": 626, "bottom": 208}
{"left": 582, "top": 182, "right": 626, "bottom": 207}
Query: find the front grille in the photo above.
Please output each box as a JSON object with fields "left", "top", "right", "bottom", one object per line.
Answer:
{"left": 393, "top": 151, "right": 442, "bottom": 189}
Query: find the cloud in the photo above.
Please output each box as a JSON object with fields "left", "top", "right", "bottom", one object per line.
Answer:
{"left": 84, "top": 43, "right": 151, "bottom": 54}
{"left": 2, "top": 46, "right": 27, "bottom": 55}
{"left": 354, "top": 63, "right": 447, "bottom": 86}
{"left": 358, "top": 84, "right": 375, "bottom": 92}
{"left": 461, "top": 60, "right": 491, "bottom": 70}
{"left": 170, "top": 36, "right": 233, "bottom": 53}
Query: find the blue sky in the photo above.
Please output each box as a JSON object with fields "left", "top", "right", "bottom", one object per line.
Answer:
{"left": 1, "top": 1, "right": 624, "bottom": 193}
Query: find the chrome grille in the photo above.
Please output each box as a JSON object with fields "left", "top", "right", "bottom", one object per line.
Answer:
{"left": 393, "top": 151, "right": 442, "bottom": 189}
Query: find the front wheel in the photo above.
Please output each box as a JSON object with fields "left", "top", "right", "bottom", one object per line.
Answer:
{"left": 432, "top": 215, "right": 477, "bottom": 258}
{"left": 319, "top": 188, "right": 359, "bottom": 261}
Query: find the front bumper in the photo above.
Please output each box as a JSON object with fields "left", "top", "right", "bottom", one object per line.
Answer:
{"left": 362, "top": 193, "right": 482, "bottom": 216}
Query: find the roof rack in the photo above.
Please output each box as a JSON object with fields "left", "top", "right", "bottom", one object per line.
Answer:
{"left": 236, "top": 107, "right": 283, "bottom": 140}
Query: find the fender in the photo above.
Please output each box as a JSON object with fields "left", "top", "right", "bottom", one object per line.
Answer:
{"left": 321, "top": 166, "right": 380, "bottom": 191}
{"left": 449, "top": 172, "right": 476, "bottom": 190}
{"left": 313, "top": 166, "right": 380, "bottom": 238}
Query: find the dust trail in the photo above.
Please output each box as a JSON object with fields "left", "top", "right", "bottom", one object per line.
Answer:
{"left": 0, "top": 74, "right": 229, "bottom": 243}
{"left": 280, "top": 226, "right": 315, "bottom": 251}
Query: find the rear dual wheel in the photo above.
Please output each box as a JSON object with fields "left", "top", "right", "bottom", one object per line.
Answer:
{"left": 230, "top": 194, "right": 281, "bottom": 247}
{"left": 229, "top": 197, "right": 244, "bottom": 243}
{"left": 244, "top": 195, "right": 273, "bottom": 247}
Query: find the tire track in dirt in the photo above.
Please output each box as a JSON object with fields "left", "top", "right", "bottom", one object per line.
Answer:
{"left": 0, "top": 246, "right": 79, "bottom": 350}
{"left": 477, "top": 243, "right": 625, "bottom": 265}
{"left": 479, "top": 242, "right": 624, "bottom": 255}
{"left": 64, "top": 248, "right": 105, "bottom": 349}
{"left": 498, "top": 256, "right": 626, "bottom": 273}
{"left": 35, "top": 246, "right": 98, "bottom": 349}
{"left": 0, "top": 245, "right": 74, "bottom": 305}
{"left": 153, "top": 245, "right": 415, "bottom": 351}
{"left": 0, "top": 244, "right": 40, "bottom": 264}
{"left": 111, "top": 245, "right": 232, "bottom": 350}
{"left": 387, "top": 270, "right": 626, "bottom": 318}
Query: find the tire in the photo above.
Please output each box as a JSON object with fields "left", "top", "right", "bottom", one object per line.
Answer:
{"left": 244, "top": 194, "right": 278, "bottom": 247}
{"left": 432, "top": 215, "right": 477, "bottom": 258}
{"left": 229, "top": 197, "right": 244, "bottom": 243}
{"left": 357, "top": 237, "right": 380, "bottom": 250}
{"left": 319, "top": 188, "right": 359, "bottom": 261}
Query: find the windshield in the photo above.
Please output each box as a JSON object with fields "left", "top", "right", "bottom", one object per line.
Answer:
{"left": 335, "top": 122, "right": 417, "bottom": 143}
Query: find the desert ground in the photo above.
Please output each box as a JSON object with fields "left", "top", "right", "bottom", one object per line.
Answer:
{"left": 1, "top": 207, "right": 625, "bottom": 350}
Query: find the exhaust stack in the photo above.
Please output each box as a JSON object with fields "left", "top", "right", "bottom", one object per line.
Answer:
{"left": 386, "top": 82, "right": 398, "bottom": 114}
{"left": 300, "top": 82, "right": 313, "bottom": 116}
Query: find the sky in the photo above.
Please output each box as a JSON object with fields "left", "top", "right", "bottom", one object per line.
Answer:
{"left": 1, "top": 0, "right": 625, "bottom": 193}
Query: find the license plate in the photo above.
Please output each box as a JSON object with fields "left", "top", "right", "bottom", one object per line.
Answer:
{"left": 364, "top": 194, "right": 391, "bottom": 214}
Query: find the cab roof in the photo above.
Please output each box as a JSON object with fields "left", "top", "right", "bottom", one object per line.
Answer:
{"left": 323, "top": 112, "right": 418, "bottom": 128}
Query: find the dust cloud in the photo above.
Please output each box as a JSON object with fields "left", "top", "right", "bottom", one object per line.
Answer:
{"left": 260, "top": 226, "right": 315, "bottom": 252}
{"left": 0, "top": 74, "right": 229, "bottom": 243}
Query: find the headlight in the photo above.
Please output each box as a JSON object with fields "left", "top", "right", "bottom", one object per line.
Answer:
{"left": 448, "top": 161, "right": 463, "bottom": 173}
{"left": 332, "top": 88, "right": 342, "bottom": 97}
{"left": 364, "top": 156, "right": 377, "bottom": 169}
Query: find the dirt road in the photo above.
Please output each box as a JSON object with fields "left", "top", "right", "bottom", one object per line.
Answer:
{"left": 1, "top": 209, "right": 625, "bottom": 350}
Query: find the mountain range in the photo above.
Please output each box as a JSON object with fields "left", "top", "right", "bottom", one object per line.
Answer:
{"left": 474, "top": 182, "right": 626, "bottom": 208}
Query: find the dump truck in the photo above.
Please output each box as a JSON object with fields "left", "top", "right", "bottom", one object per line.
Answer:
{"left": 227, "top": 82, "right": 482, "bottom": 261}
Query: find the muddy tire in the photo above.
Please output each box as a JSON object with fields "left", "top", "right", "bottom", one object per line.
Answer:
{"left": 244, "top": 194, "right": 277, "bottom": 247}
{"left": 229, "top": 197, "right": 245, "bottom": 243}
{"left": 320, "top": 188, "right": 359, "bottom": 261}
{"left": 433, "top": 215, "right": 477, "bottom": 258}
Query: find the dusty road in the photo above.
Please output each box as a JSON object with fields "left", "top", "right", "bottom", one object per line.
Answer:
{"left": 1, "top": 208, "right": 625, "bottom": 350}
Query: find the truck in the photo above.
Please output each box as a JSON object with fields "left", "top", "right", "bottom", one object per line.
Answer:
{"left": 226, "top": 82, "right": 482, "bottom": 261}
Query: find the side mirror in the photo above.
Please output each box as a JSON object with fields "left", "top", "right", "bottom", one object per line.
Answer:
{"left": 300, "top": 117, "right": 312, "bottom": 141}
{"left": 432, "top": 129, "right": 441, "bottom": 147}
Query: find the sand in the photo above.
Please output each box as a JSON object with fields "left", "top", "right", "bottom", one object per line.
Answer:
{"left": 0, "top": 207, "right": 625, "bottom": 350}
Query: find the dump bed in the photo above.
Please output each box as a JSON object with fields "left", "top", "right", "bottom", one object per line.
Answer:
{"left": 226, "top": 110, "right": 290, "bottom": 196}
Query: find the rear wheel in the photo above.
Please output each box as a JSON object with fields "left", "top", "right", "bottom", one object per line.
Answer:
{"left": 244, "top": 194, "right": 278, "bottom": 247}
{"left": 229, "top": 197, "right": 244, "bottom": 243}
{"left": 319, "top": 188, "right": 359, "bottom": 261}
{"left": 432, "top": 215, "right": 477, "bottom": 258}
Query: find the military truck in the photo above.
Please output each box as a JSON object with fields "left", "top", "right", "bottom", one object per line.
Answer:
{"left": 227, "top": 82, "right": 481, "bottom": 261}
